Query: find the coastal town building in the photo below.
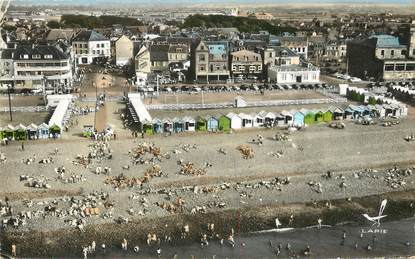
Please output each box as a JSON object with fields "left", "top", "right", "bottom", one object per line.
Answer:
{"left": 230, "top": 49, "right": 263, "bottom": 78}
{"left": 72, "top": 30, "right": 111, "bottom": 65}
{"left": 347, "top": 34, "right": 415, "bottom": 81}
{"left": 0, "top": 44, "right": 73, "bottom": 90}
{"left": 114, "top": 35, "right": 134, "bottom": 66}
{"left": 193, "top": 40, "right": 230, "bottom": 82}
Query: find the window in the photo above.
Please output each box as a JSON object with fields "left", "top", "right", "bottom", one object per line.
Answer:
{"left": 97, "top": 50, "right": 100, "bottom": 54}
{"left": 384, "top": 64, "right": 394, "bottom": 71}
{"left": 381, "top": 50, "right": 385, "bottom": 56}
{"left": 405, "top": 63, "right": 415, "bottom": 71}
{"left": 96, "top": 44, "right": 100, "bottom": 48}
{"left": 395, "top": 64, "right": 405, "bottom": 71}
{"left": 44, "top": 55, "right": 53, "bottom": 59}
{"left": 200, "top": 65, "right": 205, "bottom": 71}
{"left": 413, "top": 49, "right": 415, "bottom": 56}
{"left": 232, "top": 65, "right": 237, "bottom": 71}
{"left": 92, "top": 50, "right": 96, "bottom": 54}
{"left": 239, "top": 65, "right": 245, "bottom": 71}
{"left": 401, "top": 50, "right": 406, "bottom": 56}
{"left": 198, "top": 54, "right": 205, "bottom": 61}
{"left": 269, "top": 52, "right": 272, "bottom": 58}
{"left": 391, "top": 50, "right": 395, "bottom": 56}
{"left": 32, "top": 54, "right": 41, "bottom": 59}
{"left": 101, "top": 43, "right": 104, "bottom": 48}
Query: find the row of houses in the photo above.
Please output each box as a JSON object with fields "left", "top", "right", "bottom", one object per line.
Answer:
{"left": 137, "top": 103, "right": 407, "bottom": 134}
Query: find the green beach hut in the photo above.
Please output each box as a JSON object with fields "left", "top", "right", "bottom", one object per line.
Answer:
{"left": 315, "top": 111, "right": 324, "bottom": 123}
{"left": 218, "top": 115, "right": 231, "bottom": 132}
{"left": 323, "top": 110, "right": 333, "bottom": 122}
{"left": 142, "top": 120, "right": 154, "bottom": 135}
{"left": 304, "top": 111, "right": 316, "bottom": 125}
{"left": 4, "top": 125, "right": 15, "bottom": 140}
{"left": 14, "top": 124, "right": 27, "bottom": 141}
{"left": 196, "top": 116, "right": 207, "bottom": 131}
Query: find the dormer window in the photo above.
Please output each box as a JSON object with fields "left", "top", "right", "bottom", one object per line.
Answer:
{"left": 22, "top": 54, "right": 29, "bottom": 59}
{"left": 32, "top": 54, "right": 41, "bottom": 59}
{"left": 44, "top": 54, "right": 53, "bottom": 59}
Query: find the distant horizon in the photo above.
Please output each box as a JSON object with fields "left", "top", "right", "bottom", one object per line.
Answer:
{"left": 9, "top": 0, "right": 413, "bottom": 7}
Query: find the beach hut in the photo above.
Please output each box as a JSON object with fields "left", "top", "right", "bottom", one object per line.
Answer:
{"left": 3, "top": 125, "right": 15, "bottom": 140}
{"left": 152, "top": 118, "right": 163, "bottom": 134}
{"left": 173, "top": 117, "right": 185, "bottom": 133}
{"left": 344, "top": 106, "right": 354, "bottom": 120}
{"left": 360, "top": 105, "right": 371, "bottom": 117}
{"left": 184, "top": 116, "right": 196, "bottom": 132}
{"left": 330, "top": 107, "right": 344, "bottom": 120}
{"left": 163, "top": 118, "right": 173, "bottom": 133}
{"left": 142, "top": 120, "right": 154, "bottom": 135}
{"left": 349, "top": 105, "right": 364, "bottom": 119}
{"left": 263, "top": 112, "right": 275, "bottom": 127}
{"left": 218, "top": 115, "right": 231, "bottom": 132}
{"left": 281, "top": 110, "right": 293, "bottom": 126}
{"left": 253, "top": 111, "right": 265, "bottom": 128}
{"left": 323, "top": 110, "right": 333, "bottom": 122}
{"left": 14, "top": 124, "right": 27, "bottom": 141}
{"left": 293, "top": 111, "right": 305, "bottom": 127}
{"left": 196, "top": 116, "right": 207, "bottom": 131}
{"left": 275, "top": 113, "right": 286, "bottom": 127}
{"left": 27, "top": 123, "right": 38, "bottom": 140}
{"left": 366, "top": 105, "right": 377, "bottom": 118}
{"left": 239, "top": 113, "right": 253, "bottom": 128}
{"left": 206, "top": 116, "right": 219, "bottom": 131}
{"left": 304, "top": 110, "right": 316, "bottom": 125}
{"left": 37, "top": 123, "right": 50, "bottom": 139}
{"left": 226, "top": 112, "right": 242, "bottom": 129}
{"left": 314, "top": 110, "right": 324, "bottom": 123}
{"left": 49, "top": 124, "right": 61, "bottom": 138}
{"left": 375, "top": 104, "right": 385, "bottom": 118}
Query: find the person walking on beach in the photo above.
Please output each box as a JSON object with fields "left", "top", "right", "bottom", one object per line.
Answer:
{"left": 317, "top": 218, "right": 322, "bottom": 229}
{"left": 11, "top": 244, "right": 16, "bottom": 257}
{"left": 122, "top": 238, "right": 128, "bottom": 251}
{"left": 21, "top": 142, "right": 24, "bottom": 151}
{"left": 82, "top": 247, "right": 88, "bottom": 259}
{"left": 101, "top": 243, "right": 106, "bottom": 254}
{"left": 91, "top": 241, "right": 96, "bottom": 252}
{"left": 156, "top": 247, "right": 162, "bottom": 257}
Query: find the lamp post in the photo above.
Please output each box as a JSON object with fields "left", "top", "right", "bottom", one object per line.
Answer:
{"left": 93, "top": 82, "right": 97, "bottom": 132}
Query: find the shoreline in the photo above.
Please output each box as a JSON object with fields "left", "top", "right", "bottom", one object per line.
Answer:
{"left": 2, "top": 189, "right": 414, "bottom": 258}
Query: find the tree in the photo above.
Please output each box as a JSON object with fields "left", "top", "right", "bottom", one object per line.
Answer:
{"left": 47, "top": 21, "right": 61, "bottom": 29}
